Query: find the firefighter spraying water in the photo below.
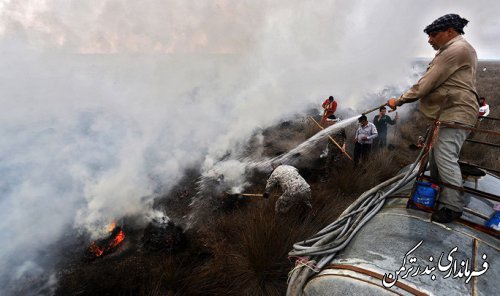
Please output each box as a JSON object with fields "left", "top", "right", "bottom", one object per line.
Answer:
{"left": 287, "top": 13, "right": 500, "bottom": 296}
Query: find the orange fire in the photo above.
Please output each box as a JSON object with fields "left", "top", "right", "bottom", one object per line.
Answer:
{"left": 88, "top": 241, "right": 104, "bottom": 257}
{"left": 107, "top": 221, "right": 117, "bottom": 232}
{"left": 87, "top": 223, "right": 126, "bottom": 258}
{"left": 112, "top": 229, "right": 126, "bottom": 246}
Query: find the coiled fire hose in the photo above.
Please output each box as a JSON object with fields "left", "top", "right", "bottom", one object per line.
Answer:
{"left": 286, "top": 125, "right": 433, "bottom": 296}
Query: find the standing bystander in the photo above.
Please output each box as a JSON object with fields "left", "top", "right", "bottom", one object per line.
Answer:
{"left": 353, "top": 115, "right": 378, "bottom": 167}
{"left": 478, "top": 97, "right": 490, "bottom": 118}
{"left": 373, "top": 106, "right": 399, "bottom": 148}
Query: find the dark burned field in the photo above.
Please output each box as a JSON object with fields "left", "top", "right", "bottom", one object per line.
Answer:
{"left": 55, "top": 61, "right": 500, "bottom": 296}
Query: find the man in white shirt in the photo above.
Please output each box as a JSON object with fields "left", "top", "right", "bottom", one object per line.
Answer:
{"left": 478, "top": 97, "right": 490, "bottom": 118}
{"left": 353, "top": 115, "right": 378, "bottom": 167}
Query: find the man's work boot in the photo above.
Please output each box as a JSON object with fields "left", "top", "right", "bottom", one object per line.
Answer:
{"left": 431, "top": 207, "right": 462, "bottom": 223}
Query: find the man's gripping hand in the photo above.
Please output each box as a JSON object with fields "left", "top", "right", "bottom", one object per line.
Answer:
{"left": 387, "top": 98, "right": 403, "bottom": 111}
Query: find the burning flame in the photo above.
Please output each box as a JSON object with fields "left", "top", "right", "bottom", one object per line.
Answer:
{"left": 112, "top": 229, "right": 126, "bottom": 246}
{"left": 107, "top": 221, "right": 117, "bottom": 232}
{"left": 88, "top": 222, "right": 126, "bottom": 258}
{"left": 88, "top": 241, "right": 104, "bottom": 257}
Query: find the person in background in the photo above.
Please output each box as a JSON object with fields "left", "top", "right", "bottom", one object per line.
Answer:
{"left": 321, "top": 127, "right": 347, "bottom": 181}
{"left": 387, "top": 14, "right": 478, "bottom": 223}
{"left": 320, "top": 96, "right": 337, "bottom": 127}
{"left": 353, "top": 115, "right": 378, "bottom": 167}
{"left": 263, "top": 164, "right": 312, "bottom": 215}
{"left": 373, "top": 106, "right": 399, "bottom": 148}
{"left": 478, "top": 97, "right": 490, "bottom": 118}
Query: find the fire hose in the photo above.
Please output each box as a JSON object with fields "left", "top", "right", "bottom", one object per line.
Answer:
{"left": 286, "top": 127, "right": 431, "bottom": 296}
{"left": 362, "top": 103, "right": 388, "bottom": 115}
{"left": 362, "top": 101, "right": 401, "bottom": 115}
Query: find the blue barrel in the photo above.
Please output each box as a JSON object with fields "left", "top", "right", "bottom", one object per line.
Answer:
{"left": 485, "top": 211, "right": 500, "bottom": 231}
{"left": 411, "top": 181, "right": 439, "bottom": 207}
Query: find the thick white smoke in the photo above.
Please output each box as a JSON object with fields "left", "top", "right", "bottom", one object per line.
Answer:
{"left": 0, "top": 0, "right": 499, "bottom": 294}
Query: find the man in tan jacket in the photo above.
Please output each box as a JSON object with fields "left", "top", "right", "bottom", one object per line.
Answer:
{"left": 388, "top": 14, "right": 479, "bottom": 223}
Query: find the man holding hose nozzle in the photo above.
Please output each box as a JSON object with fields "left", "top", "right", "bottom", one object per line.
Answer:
{"left": 387, "top": 14, "right": 479, "bottom": 223}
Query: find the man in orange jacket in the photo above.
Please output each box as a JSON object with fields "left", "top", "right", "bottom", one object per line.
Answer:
{"left": 320, "top": 96, "right": 337, "bottom": 127}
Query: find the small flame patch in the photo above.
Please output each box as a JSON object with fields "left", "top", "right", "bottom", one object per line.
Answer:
{"left": 86, "top": 223, "right": 126, "bottom": 259}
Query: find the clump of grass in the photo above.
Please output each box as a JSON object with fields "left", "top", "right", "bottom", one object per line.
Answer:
{"left": 56, "top": 253, "right": 172, "bottom": 295}
{"left": 183, "top": 205, "right": 300, "bottom": 295}
{"left": 324, "top": 148, "right": 404, "bottom": 195}
{"left": 181, "top": 183, "right": 352, "bottom": 295}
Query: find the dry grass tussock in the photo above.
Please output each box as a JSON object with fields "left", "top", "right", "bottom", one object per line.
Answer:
{"left": 181, "top": 187, "right": 355, "bottom": 295}
{"left": 57, "top": 253, "right": 193, "bottom": 295}
{"left": 328, "top": 149, "right": 405, "bottom": 194}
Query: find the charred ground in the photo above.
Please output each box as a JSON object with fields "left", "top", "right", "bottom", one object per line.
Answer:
{"left": 55, "top": 61, "right": 499, "bottom": 296}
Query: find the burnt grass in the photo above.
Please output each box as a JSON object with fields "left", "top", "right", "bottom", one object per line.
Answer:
{"left": 55, "top": 61, "right": 500, "bottom": 296}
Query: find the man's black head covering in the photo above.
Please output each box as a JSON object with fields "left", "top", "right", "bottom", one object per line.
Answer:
{"left": 329, "top": 96, "right": 334, "bottom": 101}
{"left": 424, "top": 14, "right": 469, "bottom": 35}
{"left": 358, "top": 115, "right": 367, "bottom": 122}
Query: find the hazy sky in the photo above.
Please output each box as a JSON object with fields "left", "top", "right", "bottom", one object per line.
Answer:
{"left": 0, "top": 1, "right": 498, "bottom": 294}
{"left": 412, "top": 1, "right": 500, "bottom": 59}
{"left": 0, "top": 0, "right": 499, "bottom": 58}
